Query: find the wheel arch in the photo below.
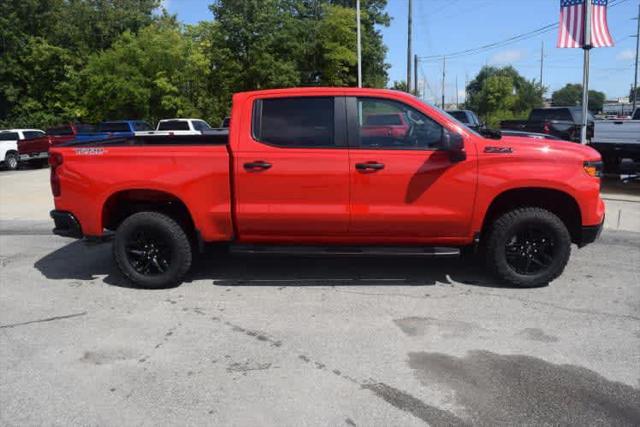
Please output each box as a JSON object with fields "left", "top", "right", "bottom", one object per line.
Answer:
{"left": 480, "top": 187, "right": 582, "bottom": 244}
{"left": 102, "top": 189, "right": 197, "bottom": 238}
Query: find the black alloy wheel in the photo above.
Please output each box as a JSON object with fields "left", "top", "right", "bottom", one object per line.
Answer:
{"left": 125, "top": 228, "right": 172, "bottom": 276}
{"left": 504, "top": 226, "right": 555, "bottom": 275}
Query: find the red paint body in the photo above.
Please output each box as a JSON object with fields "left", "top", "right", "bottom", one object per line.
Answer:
{"left": 50, "top": 88, "right": 605, "bottom": 246}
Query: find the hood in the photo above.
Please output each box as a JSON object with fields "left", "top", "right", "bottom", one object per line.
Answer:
{"left": 492, "top": 135, "right": 601, "bottom": 161}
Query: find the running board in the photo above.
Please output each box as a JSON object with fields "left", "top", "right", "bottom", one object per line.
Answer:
{"left": 230, "top": 245, "right": 460, "bottom": 257}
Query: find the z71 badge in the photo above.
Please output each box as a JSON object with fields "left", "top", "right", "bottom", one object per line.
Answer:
{"left": 484, "top": 146, "right": 513, "bottom": 154}
{"left": 74, "top": 147, "right": 106, "bottom": 155}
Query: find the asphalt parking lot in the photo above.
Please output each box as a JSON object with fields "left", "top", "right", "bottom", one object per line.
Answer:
{"left": 1, "top": 169, "right": 639, "bottom": 426}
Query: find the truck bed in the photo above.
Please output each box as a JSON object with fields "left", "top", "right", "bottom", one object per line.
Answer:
{"left": 51, "top": 134, "right": 232, "bottom": 241}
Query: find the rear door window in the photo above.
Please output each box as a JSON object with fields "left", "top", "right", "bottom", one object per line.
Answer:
{"left": 0, "top": 132, "right": 19, "bottom": 141}
{"left": 253, "top": 97, "right": 335, "bottom": 148}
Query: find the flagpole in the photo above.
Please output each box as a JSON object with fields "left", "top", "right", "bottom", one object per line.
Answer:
{"left": 580, "top": 0, "right": 593, "bottom": 145}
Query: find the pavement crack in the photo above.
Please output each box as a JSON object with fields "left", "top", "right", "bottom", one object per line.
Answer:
{"left": 0, "top": 311, "right": 87, "bottom": 329}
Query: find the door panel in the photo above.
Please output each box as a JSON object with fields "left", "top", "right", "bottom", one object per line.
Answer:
{"left": 349, "top": 149, "right": 476, "bottom": 238}
{"left": 234, "top": 96, "right": 350, "bottom": 240}
{"left": 347, "top": 97, "right": 477, "bottom": 241}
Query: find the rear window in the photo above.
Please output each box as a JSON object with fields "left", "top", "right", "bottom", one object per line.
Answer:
{"left": 530, "top": 109, "right": 573, "bottom": 122}
{"left": 253, "top": 97, "right": 335, "bottom": 148}
{"left": 365, "top": 114, "right": 403, "bottom": 126}
{"left": 97, "top": 122, "right": 131, "bottom": 132}
{"left": 0, "top": 132, "right": 19, "bottom": 141}
{"left": 447, "top": 111, "right": 469, "bottom": 123}
{"left": 22, "top": 131, "right": 45, "bottom": 140}
{"left": 158, "top": 120, "right": 190, "bottom": 131}
{"left": 46, "top": 126, "right": 74, "bottom": 136}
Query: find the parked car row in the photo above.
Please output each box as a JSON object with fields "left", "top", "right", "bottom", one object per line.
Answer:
{"left": 0, "top": 117, "right": 229, "bottom": 170}
{"left": 446, "top": 106, "right": 640, "bottom": 173}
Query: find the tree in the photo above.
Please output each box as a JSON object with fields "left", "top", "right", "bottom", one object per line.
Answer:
{"left": 465, "top": 66, "right": 544, "bottom": 127}
{"left": 79, "top": 22, "right": 211, "bottom": 123}
{"left": 0, "top": 0, "right": 162, "bottom": 127}
{"left": 551, "top": 84, "right": 606, "bottom": 112}
{"left": 391, "top": 81, "right": 408, "bottom": 91}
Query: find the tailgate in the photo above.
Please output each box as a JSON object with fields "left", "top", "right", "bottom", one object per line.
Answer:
{"left": 594, "top": 121, "right": 640, "bottom": 144}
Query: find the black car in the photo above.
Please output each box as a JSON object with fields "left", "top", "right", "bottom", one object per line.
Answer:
{"left": 500, "top": 107, "right": 594, "bottom": 142}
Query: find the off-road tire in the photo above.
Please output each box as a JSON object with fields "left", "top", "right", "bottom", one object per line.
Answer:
{"left": 114, "top": 211, "right": 193, "bottom": 289}
{"left": 484, "top": 207, "right": 571, "bottom": 287}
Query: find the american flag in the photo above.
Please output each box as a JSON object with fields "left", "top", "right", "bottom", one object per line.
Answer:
{"left": 557, "top": 0, "right": 614, "bottom": 48}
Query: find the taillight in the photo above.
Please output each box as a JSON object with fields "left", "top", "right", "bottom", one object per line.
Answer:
{"left": 543, "top": 122, "right": 550, "bottom": 134}
{"left": 49, "top": 152, "right": 63, "bottom": 196}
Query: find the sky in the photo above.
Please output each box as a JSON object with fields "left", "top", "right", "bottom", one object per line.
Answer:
{"left": 163, "top": 0, "right": 639, "bottom": 103}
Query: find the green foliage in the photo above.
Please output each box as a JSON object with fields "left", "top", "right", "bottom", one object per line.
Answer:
{"left": 465, "top": 66, "right": 544, "bottom": 128}
{"left": 391, "top": 81, "right": 409, "bottom": 92}
{"left": 1, "top": 0, "right": 390, "bottom": 128}
{"left": 551, "top": 83, "right": 606, "bottom": 113}
{"left": 79, "top": 23, "right": 211, "bottom": 122}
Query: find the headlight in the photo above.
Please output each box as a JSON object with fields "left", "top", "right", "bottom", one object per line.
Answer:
{"left": 583, "top": 160, "right": 603, "bottom": 178}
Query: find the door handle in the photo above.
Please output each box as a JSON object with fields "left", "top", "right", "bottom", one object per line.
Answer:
{"left": 244, "top": 161, "right": 272, "bottom": 171}
{"left": 355, "top": 162, "right": 385, "bottom": 171}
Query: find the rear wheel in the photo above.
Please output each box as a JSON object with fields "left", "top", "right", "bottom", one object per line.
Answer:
{"left": 4, "top": 151, "right": 19, "bottom": 170}
{"left": 114, "top": 211, "right": 193, "bottom": 288}
{"left": 484, "top": 207, "right": 571, "bottom": 287}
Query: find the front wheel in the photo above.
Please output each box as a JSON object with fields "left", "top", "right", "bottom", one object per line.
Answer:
{"left": 114, "top": 211, "right": 193, "bottom": 289}
{"left": 484, "top": 207, "right": 571, "bottom": 287}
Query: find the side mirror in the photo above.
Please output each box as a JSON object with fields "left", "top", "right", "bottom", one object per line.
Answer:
{"left": 442, "top": 129, "right": 466, "bottom": 162}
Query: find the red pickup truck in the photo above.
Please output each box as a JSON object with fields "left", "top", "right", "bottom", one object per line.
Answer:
{"left": 48, "top": 88, "right": 605, "bottom": 289}
{"left": 18, "top": 123, "right": 95, "bottom": 167}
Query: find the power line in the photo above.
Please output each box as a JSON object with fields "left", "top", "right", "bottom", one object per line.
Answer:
{"left": 417, "top": 0, "right": 632, "bottom": 61}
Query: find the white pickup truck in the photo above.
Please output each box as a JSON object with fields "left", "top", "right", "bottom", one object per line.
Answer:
{"left": 591, "top": 108, "right": 640, "bottom": 172}
{"left": 136, "top": 118, "right": 213, "bottom": 136}
{"left": 0, "top": 129, "right": 45, "bottom": 170}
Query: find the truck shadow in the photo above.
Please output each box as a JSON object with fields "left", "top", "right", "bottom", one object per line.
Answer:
{"left": 34, "top": 241, "right": 510, "bottom": 289}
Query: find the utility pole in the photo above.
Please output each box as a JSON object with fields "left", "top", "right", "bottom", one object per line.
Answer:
{"left": 441, "top": 57, "right": 446, "bottom": 109}
{"left": 465, "top": 73, "right": 469, "bottom": 106}
{"left": 356, "top": 0, "right": 362, "bottom": 88}
{"left": 539, "top": 40, "right": 544, "bottom": 88}
{"left": 633, "top": 2, "right": 639, "bottom": 111}
{"left": 407, "top": 0, "right": 413, "bottom": 92}
{"left": 414, "top": 54, "right": 419, "bottom": 95}
{"left": 455, "top": 76, "right": 459, "bottom": 109}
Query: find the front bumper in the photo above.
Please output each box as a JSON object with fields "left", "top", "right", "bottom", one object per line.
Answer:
{"left": 578, "top": 218, "right": 604, "bottom": 248}
{"left": 51, "top": 210, "right": 83, "bottom": 239}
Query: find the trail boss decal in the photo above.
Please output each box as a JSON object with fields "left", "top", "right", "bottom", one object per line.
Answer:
{"left": 74, "top": 147, "right": 106, "bottom": 155}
